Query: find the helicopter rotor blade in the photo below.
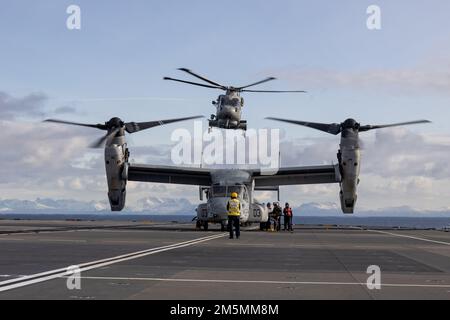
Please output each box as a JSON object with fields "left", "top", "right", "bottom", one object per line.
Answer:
{"left": 177, "top": 68, "right": 226, "bottom": 88}
{"left": 89, "top": 128, "right": 121, "bottom": 149}
{"left": 124, "top": 115, "right": 203, "bottom": 134}
{"left": 359, "top": 120, "right": 431, "bottom": 132}
{"left": 236, "top": 77, "right": 277, "bottom": 90}
{"left": 241, "top": 89, "right": 307, "bottom": 93}
{"left": 266, "top": 117, "right": 341, "bottom": 135}
{"left": 163, "top": 77, "right": 223, "bottom": 90}
{"left": 44, "top": 119, "right": 107, "bottom": 130}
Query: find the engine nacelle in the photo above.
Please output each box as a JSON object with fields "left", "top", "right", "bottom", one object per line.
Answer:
{"left": 105, "top": 136, "right": 129, "bottom": 211}
{"left": 337, "top": 147, "right": 360, "bottom": 214}
{"left": 340, "top": 190, "right": 357, "bottom": 214}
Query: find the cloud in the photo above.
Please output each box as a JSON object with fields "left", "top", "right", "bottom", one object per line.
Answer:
{"left": 0, "top": 91, "right": 79, "bottom": 121}
{"left": 124, "top": 128, "right": 450, "bottom": 210}
{"left": 0, "top": 120, "right": 102, "bottom": 191}
{"left": 1, "top": 95, "right": 449, "bottom": 211}
{"left": 279, "top": 128, "right": 450, "bottom": 179}
{"left": 0, "top": 88, "right": 199, "bottom": 205}
{"left": 272, "top": 66, "right": 450, "bottom": 96}
{"left": 364, "top": 129, "right": 450, "bottom": 179}
{"left": 0, "top": 118, "right": 200, "bottom": 204}
{"left": 276, "top": 128, "right": 450, "bottom": 210}
{"left": 129, "top": 145, "right": 174, "bottom": 165}
{"left": 0, "top": 91, "right": 48, "bottom": 120}
{"left": 53, "top": 106, "right": 77, "bottom": 115}
{"left": 280, "top": 136, "right": 337, "bottom": 167}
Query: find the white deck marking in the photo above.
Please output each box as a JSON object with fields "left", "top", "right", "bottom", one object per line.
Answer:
{"left": 0, "top": 233, "right": 226, "bottom": 292}
{"left": 369, "top": 230, "right": 450, "bottom": 246}
{"left": 76, "top": 276, "right": 450, "bottom": 288}
{"left": 38, "top": 239, "right": 88, "bottom": 243}
{"left": 0, "top": 230, "right": 76, "bottom": 236}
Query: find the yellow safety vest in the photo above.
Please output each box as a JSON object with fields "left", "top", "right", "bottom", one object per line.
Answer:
{"left": 227, "top": 199, "right": 241, "bottom": 216}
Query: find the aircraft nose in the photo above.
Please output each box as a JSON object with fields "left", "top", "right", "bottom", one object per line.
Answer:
{"left": 209, "top": 198, "right": 228, "bottom": 214}
{"left": 222, "top": 106, "right": 238, "bottom": 117}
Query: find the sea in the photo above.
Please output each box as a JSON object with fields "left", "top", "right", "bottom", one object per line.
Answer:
{"left": 1, "top": 213, "right": 449, "bottom": 229}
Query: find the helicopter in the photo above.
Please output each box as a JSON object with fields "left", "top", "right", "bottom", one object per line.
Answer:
{"left": 164, "top": 68, "right": 306, "bottom": 131}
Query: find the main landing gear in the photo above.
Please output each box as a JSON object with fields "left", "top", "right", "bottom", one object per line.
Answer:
{"left": 196, "top": 220, "right": 209, "bottom": 231}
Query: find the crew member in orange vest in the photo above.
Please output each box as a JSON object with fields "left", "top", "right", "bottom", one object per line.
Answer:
{"left": 283, "top": 202, "right": 293, "bottom": 232}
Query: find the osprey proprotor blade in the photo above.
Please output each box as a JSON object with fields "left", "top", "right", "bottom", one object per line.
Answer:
{"left": 44, "top": 115, "right": 203, "bottom": 211}
{"left": 267, "top": 117, "right": 431, "bottom": 213}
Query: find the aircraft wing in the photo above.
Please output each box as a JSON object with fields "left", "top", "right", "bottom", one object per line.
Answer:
{"left": 127, "top": 164, "right": 212, "bottom": 186}
{"left": 128, "top": 163, "right": 340, "bottom": 187}
{"left": 251, "top": 164, "right": 341, "bottom": 187}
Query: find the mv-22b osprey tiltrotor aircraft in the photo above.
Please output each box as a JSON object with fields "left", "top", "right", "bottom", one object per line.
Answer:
{"left": 164, "top": 68, "right": 306, "bottom": 132}
{"left": 45, "top": 116, "right": 429, "bottom": 230}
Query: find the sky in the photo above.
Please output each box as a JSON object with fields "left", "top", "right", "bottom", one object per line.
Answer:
{"left": 1, "top": 0, "right": 450, "bottom": 212}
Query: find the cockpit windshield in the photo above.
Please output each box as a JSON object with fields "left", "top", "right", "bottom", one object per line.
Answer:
{"left": 212, "top": 186, "right": 227, "bottom": 197}
{"left": 228, "top": 186, "right": 244, "bottom": 196}
{"left": 221, "top": 96, "right": 240, "bottom": 107}
{"left": 211, "top": 185, "right": 248, "bottom": 200}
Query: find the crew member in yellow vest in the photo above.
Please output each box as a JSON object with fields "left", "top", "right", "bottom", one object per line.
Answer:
{"left": 227, "top": 192, "right": 241, "bottom": 239}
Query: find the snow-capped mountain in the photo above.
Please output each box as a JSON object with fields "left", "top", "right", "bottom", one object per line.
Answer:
{"left": 295, "top": 202, "right": 450, "bottom": 217}
{"left": 0, "top": 198, "right": 108, "bottom": 212}
{"left": 297, "top": 202, "right": 341, "bottom": 216}
{"left": 0, "top": 198, "right": 449, "bottom": 217}
{"left": 135, "top": 196, "right": 197, "bottom": 215}
{"left": 0, "top": 197, "right": 197, "bottom": 215}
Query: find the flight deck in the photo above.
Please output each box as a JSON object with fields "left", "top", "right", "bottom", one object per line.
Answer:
{"left": 0, "top": 220, "right": 449, "bottom": 300}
